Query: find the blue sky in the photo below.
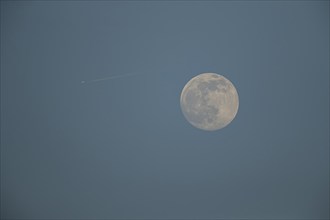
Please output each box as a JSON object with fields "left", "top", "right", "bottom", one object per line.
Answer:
{"left": 1, "top": 1, "right": 329, "bottom": 219}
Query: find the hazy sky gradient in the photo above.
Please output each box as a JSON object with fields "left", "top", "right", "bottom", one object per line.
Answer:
{"left": 1, "top": 1, "right": 329, "bottom": 219}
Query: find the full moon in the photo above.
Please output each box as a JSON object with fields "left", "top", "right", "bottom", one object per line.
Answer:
{"left": 180, "top": 73, "right": 239, "bottom": 131}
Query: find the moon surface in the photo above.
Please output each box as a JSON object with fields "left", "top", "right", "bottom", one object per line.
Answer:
{"left": 180, "top": 73, "right": 239, "bottom": 131}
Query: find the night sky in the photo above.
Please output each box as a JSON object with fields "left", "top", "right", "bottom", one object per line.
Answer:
{"left": 1, "top": 0, "right": 329, "bottom": 219}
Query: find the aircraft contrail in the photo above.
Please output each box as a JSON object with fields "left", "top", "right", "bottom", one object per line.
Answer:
{"left": 81, "top": 72, "right": 143, "bottom": 84}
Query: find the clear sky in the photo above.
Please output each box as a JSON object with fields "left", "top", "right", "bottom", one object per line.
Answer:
{"left": 1, "top": 0, "right": 329, "bottom": 219}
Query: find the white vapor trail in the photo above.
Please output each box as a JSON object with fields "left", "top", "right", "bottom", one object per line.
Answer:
{"left": 81, "top": 72, "right": 142, "bottom": 84}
